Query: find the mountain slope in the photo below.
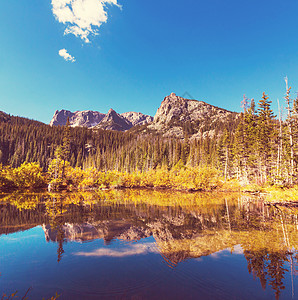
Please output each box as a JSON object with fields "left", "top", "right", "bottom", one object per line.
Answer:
{"left": 94, "top": 109, "right": 132, "bottom": 131}
{"left": 0, "top": 111, "right": 11, "bottom": 123}
{"left": 50, "top": 109, "right": 153, "bottom": 130}
{"left": 50, "top": 110, "right": 105, "bottom": 127}
{"left": 147, "top": 93, "right": 238, "bottom": 138}
{"left": 121, "top": 112, "right": 153, "bottom": 127}
{"left": 49, "top": 93, "right": 238, "bottom": 137}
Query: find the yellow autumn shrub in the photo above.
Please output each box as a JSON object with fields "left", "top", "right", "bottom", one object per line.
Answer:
{"left": 13, "top": 162, "right": 45, "bottom": 189}
{"left": 152, "top": 167, "right": 172, "bottom": 188}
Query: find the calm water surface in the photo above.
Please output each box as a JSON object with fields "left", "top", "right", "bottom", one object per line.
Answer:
{"left": 0, "top": 190, "right": 297, "bottom": 299}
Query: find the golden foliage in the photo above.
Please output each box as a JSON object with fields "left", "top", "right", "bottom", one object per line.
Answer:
{"left": 265, "top": 186, "right": 298, "bottom": 202}
{"left": 1, "top": 162, "right": 45, "bottom": 190}
{"left": 48, "top": 159, "right": 71, "bottom": 180}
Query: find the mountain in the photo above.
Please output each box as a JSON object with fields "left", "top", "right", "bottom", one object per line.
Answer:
{"left": 94, "top": 109, "right": 133, "bottom": 131}
{"left": 146, "top": 93, "right": 238, "bottom": 139}
{"left": 120, "top": 112, "right": 153, "bottom": 127}
{"left": 49, "top": 109, "right": 153, "bottom": 131}
{"left": 49, "top": 93, "right": 238, "bottom": 137}
{"left": 50, "top": 110, "right": 105, "bottom": 127}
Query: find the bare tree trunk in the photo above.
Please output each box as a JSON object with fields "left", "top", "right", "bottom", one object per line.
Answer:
{"left": 285, "top": 77, "right": 294, "bottom": 184}
{"left": 224, "top": 147, "right": 228, "bottom": 181}
{"left": 277, "top": 99, "right": 283, "bottom": 180}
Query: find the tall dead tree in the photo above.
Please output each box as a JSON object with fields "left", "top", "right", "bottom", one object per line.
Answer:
{"left": 276, "top": 99, "right": 283, "bottom": 180}
{"left": 285, "top": 77, "right": 294, "bottom": 184}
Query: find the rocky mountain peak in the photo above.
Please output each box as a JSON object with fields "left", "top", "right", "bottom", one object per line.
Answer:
{"left": 94, "top": 109, "right": 132, "bottom": 131}
{"left": 49, "top": 110, "right": 74, "bottom": 126}
{"left": 153, "top": 93, "right": 197, "bottom": 124}
{"left": 50, "top": 108, "right": 153, "bottom": 132}
{"left": 161, "top": 92, "right": 186, "bottom": 105}
{"left": 148, "top": 93, "right": 238, "bottom": 139}
{"left": 50, "top": 110, "right": 105, "bottom": 127}
{"left": 107, "top": 108, "right": 115, "bottom": 113}
{"left": 169, "top": 92, "right": 178, "bottom": 99}
{"left": 102, "top": 109, "right": 126, "bottom": 123}
{"left": 121, "top": 111, "right": 153, "bottom": 127}
{"left": 48, "top": 93, "right": 236, "bottom": 138}
{"left": 106, "top": 108, "right": 118, "bottom": 117}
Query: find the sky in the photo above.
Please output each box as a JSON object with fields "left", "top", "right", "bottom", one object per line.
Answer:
{"left": 1, "top": 0, "right": 298, "bottom": 123}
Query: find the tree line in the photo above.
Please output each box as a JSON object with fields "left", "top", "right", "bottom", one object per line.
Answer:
{"left": 223, "top": 81, "right": 298, "bottom": 185}
{"left": 1, "top": 81, "right": 298, "bottom": 186}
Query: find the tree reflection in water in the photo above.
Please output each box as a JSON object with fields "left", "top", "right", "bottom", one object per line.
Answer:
{"left": 0, "top": 190, "right": 297, "bottom": 299}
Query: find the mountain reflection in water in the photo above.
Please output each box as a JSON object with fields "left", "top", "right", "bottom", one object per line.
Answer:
{"left": 0, "top": 190, "right": 297, "bottom": 299}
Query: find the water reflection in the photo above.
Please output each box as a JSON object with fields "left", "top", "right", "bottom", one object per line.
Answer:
{"left": 0, "top": 190, "right": 297, "bottom": 299}
{"left": 75, "top": 243, "right": 158, "bottom": 257}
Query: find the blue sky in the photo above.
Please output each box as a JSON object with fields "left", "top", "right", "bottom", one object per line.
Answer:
{"left": 1, "top": 0, "right": 298, "bottom": 123}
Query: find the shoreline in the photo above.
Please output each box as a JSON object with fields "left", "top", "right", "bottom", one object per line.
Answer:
{"left": 1, "top": 184, "right": 298, "bottom": 208}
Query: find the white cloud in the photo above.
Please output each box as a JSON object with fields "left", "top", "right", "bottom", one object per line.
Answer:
{"left": 52, "top": 0, "right": 121, "bottom": 43}
{"left": 59, "top": 48, "right": 76, "bottom": 62}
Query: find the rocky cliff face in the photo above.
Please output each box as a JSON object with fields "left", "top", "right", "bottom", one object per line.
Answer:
{"left": 147, "top": 93, "right": 238, "bottom": 139}
{"left": 50, "top": 109, "right": 153, "bottom": 131}
{"left": 50, "top": 110, "right": 105, "bottom": 128}
{"left": 121, "top": 112, "right": 153, "bottom": 127}
{"left": 94, "top": 109, "right": 133, "bottom": 131}
{"left": 49, "top": 93, "right": 237, "bottom": 137}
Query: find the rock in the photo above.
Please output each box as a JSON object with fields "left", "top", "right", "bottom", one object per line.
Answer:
{"left": 70, "top": 110, "right": 105, "bottom": 127}
{"left": 94, "top": 109, "right": 133, "bottom": 131}
{"left": 148, "top": 93, "right": 238, "bottom": 138}
{"left": 49, "top": 93, "right": 237, "bottom": 137}
{"left": 121, "top": 112, "right": 153, "bottom": 127}
{"left": 49, "top": 109, "right": 153, "bottom": 131}
{"left": 49, "top": 109, "right": 73, "bottom": 126}
{"left": 50, "top": 110, "right": 105, "bottom": 127}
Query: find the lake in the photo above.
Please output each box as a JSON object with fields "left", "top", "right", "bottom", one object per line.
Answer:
{"left": 0, "top": 190, "right": 297, "bottom": 299}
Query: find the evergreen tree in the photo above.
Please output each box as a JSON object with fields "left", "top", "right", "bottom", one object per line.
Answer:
{"left": 256, "top": 92, "right": 276, "bottom": 182}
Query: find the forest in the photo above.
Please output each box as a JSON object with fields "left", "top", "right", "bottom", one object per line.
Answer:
{"left": 1, "top": 85, "right": 298, "bottom": 191}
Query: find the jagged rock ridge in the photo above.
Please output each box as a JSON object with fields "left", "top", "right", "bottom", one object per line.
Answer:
{"left": 94, "top": 109, "right": 132, "bottom": 131}
{"left": 147, "top": 93, "right": 238, "bottom": 139}
{"left": 49, "top": 93, "right": 238, "bottom": 137}
{"left": 50, "top": 110, "right": 105, "bottom": 128}
{"left": 121, "top": 112, "right": 153, "bottom": 127}
{"left": 50, "top": 109, "right": 153, "bottom": 131}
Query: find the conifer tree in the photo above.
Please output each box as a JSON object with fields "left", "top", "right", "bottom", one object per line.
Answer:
{"left": 243, "top": 99, "right": 258, "bottom": 178}
{"left": 233, "top": 113, "right": 248, "bottom": 182}
{"left": 256, "top": 92, "right": 276, "bottom": 182}
{"left": 217, "top": 128, "right": 232, "bottom": 180}
{"left": 61, "top": 118, "right": 71, "bottom": 180}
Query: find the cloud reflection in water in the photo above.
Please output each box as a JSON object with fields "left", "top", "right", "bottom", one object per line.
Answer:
{"left": 74, "top": 242, "right": 159, "bottom": 258}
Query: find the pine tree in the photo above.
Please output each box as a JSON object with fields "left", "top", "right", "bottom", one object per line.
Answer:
{"left": 243, "top": 99, "right": 258, "bottom": 179}
{"left": 233, "top": 113, "right": 246, "bottom": 181}
{"left": 256, "top": 92, "right": 276, "bottom": 183}
{"left": 61, "top": 118, "right": 71, "bottom": 180}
